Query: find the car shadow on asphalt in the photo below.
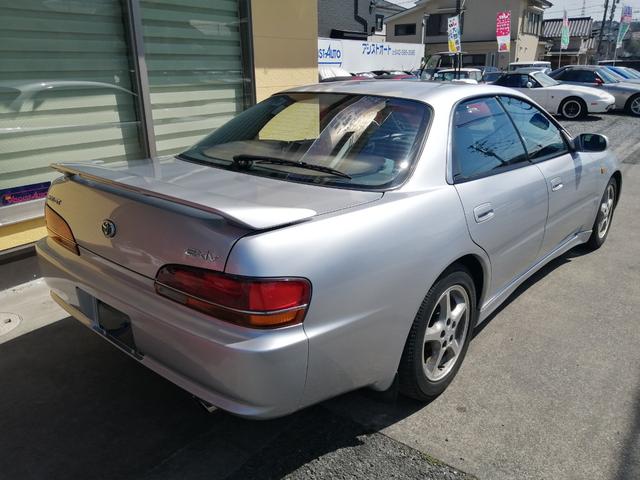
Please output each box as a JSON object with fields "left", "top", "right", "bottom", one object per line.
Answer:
{"left": 2, "top": 245, "right": 626, "bottom": 480}
{"left": 0, "top": 316, "right": 429, "bottom": 480}
{"left": 472, "top": 245, "right": 589, "bottom": 339}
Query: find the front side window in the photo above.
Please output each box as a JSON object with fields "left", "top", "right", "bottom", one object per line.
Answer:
{"left": 452, "top": 97, "right": 528, "bottom": 182}
{"left": 495, "top": 74, "right": 527, "bottom": 88}
{"left": 499, "top": 96, "right": 569, "bottom": 162}
{"left": 181, "top": 93, "right": 430, "bottom": 190}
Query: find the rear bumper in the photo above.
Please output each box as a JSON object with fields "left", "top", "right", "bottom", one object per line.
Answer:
{"left": 36, "top": 238, "right": 309, "bottom": 419}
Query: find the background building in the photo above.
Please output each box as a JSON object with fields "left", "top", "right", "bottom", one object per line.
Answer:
{"left": 317, "top": 0, "right": 377, "bottom": 39}
{"left": 385, "top": 0, "right": 552, "bottom": 69}
{"left": 370, "top": 0, "right": 406, "bottom": 42}
{"left": 542, "top": 16, "right": 595, "bottom": 68}
{"left": 0, "top": 0, "right": 318, "bottom": 254}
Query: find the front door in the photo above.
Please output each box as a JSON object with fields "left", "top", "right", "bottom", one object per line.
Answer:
{"left": 498, "top": 95, "right": 597, "bottom": 254}
{"left": 451, "top": 97, "right": 549, "bottom": 294}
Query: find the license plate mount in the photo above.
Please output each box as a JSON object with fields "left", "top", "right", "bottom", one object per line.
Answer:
{"left": 96, "top": 300, "right": 142, "bottom": 359}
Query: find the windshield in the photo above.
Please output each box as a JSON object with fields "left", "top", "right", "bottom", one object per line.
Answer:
{"left": 531, "top": 71, "right": 559, "bottom": 87}
{"left": 597, "top": 68, "right": 620, "bottom": 83}
{"left": 180, "top": 93, "right": 430, "bottom": 190}
{"left": 624, "top": 68, "right": 640, "bottom": 79}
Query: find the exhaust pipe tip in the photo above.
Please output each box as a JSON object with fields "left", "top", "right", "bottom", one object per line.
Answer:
{"left": 193, "top": 396, "right": 218, "bottom": 413}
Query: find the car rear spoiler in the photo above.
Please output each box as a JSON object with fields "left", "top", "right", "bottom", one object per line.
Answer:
{"left": 51, "top": 163, "right": 317, "bottom": 230}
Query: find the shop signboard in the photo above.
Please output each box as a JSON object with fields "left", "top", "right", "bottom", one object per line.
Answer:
{"left": 318, "top": 38, "right": 422, "bottom": 72}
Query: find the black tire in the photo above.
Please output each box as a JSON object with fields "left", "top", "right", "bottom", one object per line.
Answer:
{"left": 586, "top": 177, "right": 618, "bottom": 250}
{"left": 398, "top": 265, "right": 477, "bottom": 401}
{"left": 559, "top": 97, "right": 587, "bottom": 120}
{"left": 625, "top": 94, "right": 640, "bottom": 117}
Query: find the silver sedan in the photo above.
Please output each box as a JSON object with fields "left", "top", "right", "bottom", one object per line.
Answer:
{"left": 37, "top": 81, "right": 622, "bottom": 418}
{"left": 549, "top": 65, "right": 640, "bottom": 116}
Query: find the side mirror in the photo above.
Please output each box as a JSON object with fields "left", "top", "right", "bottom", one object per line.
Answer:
{"left": 595, "top": 77, "right": 604, "bottom": 86}
{"left": 575, "top": 133, "right": 608, "bottom": 152}
{"left": 526, "top": 81, "right": 534, "bottom": 88}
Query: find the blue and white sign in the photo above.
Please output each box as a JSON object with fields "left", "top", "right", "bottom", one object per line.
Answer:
{"left": 318, "top": 38, "right": 422, "bottom": 73}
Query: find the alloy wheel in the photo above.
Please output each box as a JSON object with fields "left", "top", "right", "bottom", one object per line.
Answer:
{"left": 598, "top": 183, "right": 615, "bottom": 239}
{"left": 422, "top": 285, "right": 470, "bottom": 381}
{"left": 630, "top": 97, "right": 640, "bottom": 116}
{"left": 562, "top": 100, "right": 582, "bottom": 119}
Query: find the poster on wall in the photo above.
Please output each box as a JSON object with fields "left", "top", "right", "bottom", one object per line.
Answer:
{"left": 447, "top": 15, "right": 461, "bottom": 53}
{"left": 496, "top": 11, "right": 511, "bottom": 52}
{"left": 0, "top": 182, "right": 50, "bottom": 207}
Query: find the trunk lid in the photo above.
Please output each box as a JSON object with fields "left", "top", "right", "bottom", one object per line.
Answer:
{"left": 47, "top": 157, "right": 382, "bottom": 278}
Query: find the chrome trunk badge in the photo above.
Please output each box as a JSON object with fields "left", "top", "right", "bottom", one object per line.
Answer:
{"left": 185, "top": 248, "right": 219, "bottom": 263}
{"left": 101, "top": 219, "right": 117, "bottom": 238}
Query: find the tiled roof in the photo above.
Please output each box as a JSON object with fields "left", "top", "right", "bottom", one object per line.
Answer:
{"left": 543, "top": 17, "right": 593, "bottom": 38}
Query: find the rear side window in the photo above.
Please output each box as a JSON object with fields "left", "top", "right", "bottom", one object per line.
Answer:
{"left": 499, "top": 96, "right": 569, "bottom": 162}
{"left": 452, "top": 97, "right": 528, "bottom": 182}
{"left": 560, "top": 69, "right": 597, "bottom": 83}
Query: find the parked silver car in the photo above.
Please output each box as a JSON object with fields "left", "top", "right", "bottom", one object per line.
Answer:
{"left": 37, "top": 81, "right": 622, "bottom": 418}
{"left": 549, "top": 65, "right": 640, "bottom": 116}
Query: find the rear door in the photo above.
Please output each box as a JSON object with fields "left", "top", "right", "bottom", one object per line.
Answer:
{"left": 499, "top": 96, "right": 599, "bottom": 254}
{"left": 452, "top": 97, "right": 549, "bottom": 294}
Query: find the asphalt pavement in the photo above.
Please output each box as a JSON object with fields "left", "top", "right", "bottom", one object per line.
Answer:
{"left": 1, "top": 112, "right": 639, "bottom": 480}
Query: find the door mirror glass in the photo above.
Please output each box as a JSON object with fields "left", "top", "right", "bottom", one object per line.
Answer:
{"left": 576, "top": 133, "right": 608, "bottom": 152}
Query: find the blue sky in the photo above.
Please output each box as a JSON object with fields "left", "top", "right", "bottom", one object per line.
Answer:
{"left": 544, "top": 0, "right": 640, "bottom": 20}
{"left": 386, "top": 1, "right": 640, "bottom": 21}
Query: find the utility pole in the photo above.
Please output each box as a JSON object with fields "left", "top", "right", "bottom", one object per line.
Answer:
{"left": 597, "top": 0, "right": 610, "bottom": 57}
{"left": 456, "top": 0, "right": 461, "bottom": 78}
{"left": 581, "top": 0, "right": 587, "bottom": 16}
{"left": 606, "top": 0, "right": 620, "bottom": 59}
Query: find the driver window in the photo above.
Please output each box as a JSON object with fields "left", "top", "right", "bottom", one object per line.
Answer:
{"left": 498, "top": 96, "right": 569, "bottom": 162}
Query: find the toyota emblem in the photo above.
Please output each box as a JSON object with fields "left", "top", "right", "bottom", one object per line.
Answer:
{"left": 101, "top": 219, "right": 117, "bottom": 238}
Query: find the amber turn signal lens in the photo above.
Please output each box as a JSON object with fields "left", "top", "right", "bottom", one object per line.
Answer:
{"left": 45, "top": 205, "right": 79, "bottom": 255}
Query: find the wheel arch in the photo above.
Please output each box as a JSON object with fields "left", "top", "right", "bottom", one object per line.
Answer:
{"left": 612, "top": 170, "right": 622, "bottom": 207}
{"left": 558, "top": 96, "right": 586, "bottom": 116}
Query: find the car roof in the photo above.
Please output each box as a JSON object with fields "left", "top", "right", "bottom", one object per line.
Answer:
{"left": 283, "top": 79, "right": 525, "bottom": 106}
{"left": 559, "top": 65, "right": 600, "bottom": 70}
{"left": 437, "top": 68, "right": 481, "bottom": 72}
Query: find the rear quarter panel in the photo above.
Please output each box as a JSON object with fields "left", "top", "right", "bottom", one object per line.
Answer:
{"left": 225, "top": 187, "right": 489, "bottom": 408}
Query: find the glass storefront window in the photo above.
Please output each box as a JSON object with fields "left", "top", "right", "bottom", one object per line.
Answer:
{"left": 140, "top": 0, "right": 249, "bottom": 156}
{"left": 0, "top": 0, "right": 144, "bottom": 222}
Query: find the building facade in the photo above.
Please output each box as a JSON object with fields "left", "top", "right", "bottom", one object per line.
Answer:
{"left": 370, "top": 0, "right": 406, "bottom": 42}
{"left": 0, "top": 0, "right": 318, "bottom": 252}
{"left": 318, "top": 0, "right": 377, "bottom": 39}
{"left": 385, "top": 0, "right": 552, "bottom": 69}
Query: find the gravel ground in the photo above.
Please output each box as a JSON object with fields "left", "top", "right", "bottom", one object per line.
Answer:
{"left": 560, "top": 112, "right": 640, "bottom": 164}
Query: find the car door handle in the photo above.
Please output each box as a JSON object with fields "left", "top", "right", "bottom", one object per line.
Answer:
{"left": 473, "top": 203, "right": 494, "bottom": 223}
{"left": 550, "top": 177, "right": 563, "bottom": 192}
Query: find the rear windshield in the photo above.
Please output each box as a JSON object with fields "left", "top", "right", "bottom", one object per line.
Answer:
{"left": 180, "top": 93, "right": 430, "bottom": 190}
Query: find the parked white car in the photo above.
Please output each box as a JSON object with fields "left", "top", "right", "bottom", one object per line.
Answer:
{"left": 494, "top": 71, "right": 616, "bottom": 119}
{"left": 432, "top": 68, "right": 482, "bottom": 84}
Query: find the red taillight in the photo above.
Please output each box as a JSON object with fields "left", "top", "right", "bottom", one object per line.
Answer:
{"left": 154, "top": 265, "right": 311, "bottom": 328}
{"left": 44, "top": 205, "right": 79, "bottom": 255}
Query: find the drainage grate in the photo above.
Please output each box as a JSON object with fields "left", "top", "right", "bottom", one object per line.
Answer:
{"left": 0, "top": 313, "right": 22, "bottom": 336}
